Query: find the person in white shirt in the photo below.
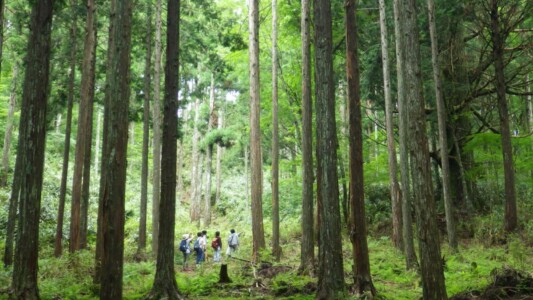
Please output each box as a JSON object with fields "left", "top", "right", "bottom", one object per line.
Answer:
{"left": 226, "top": 229, "right": 239, "bottom": 257}
{"left": 200, "top": 230, "right": 208, "bottom": 262}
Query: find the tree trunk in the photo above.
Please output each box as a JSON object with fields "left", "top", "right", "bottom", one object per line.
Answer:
{"left": 146, "top": 0, "right": 182, "bottom": 296}
{"left": 3, "top": 138, "right": 21, "bottom": 268}
{"left": 315, "top": 0, "right": 345, "bottom": 297}
{"left": 99, "top": 0, "right": 132, "bottom": 296}
{"left": 190, "top": 96, "right": 202, "bottom": 222}
{"left": 204, "top": 74, "right": 216, "bottom": 226}
{"left": 1, "top": 65, "right": 18, "bottom": 187}
{"left": 94, "top": 109, "right": 101, "bottom": 176}
{"left": 79, "top": 0, "right": 97, "bottom": 249}
{"left": 427, "top": 0, "right": 457, "bottom": 251}
{"left": 218, "top": 264, "right": 232, "bottom": 283}
{"left": 346, "top": 0, "right": 376, "bottom": 295}
{"left": 152, "top": 0, "right": 163, "bottom": 257}
{"left": 54, "top": 7, "right": 77, "bottom": 256}
{"left": 248, "top": 0, "right": 266, "bottom": 261}
{"left": 527, "top": 74, "right": 532, "bottom": 132}
{"left": 490, "top": 0, "right": 517, "bottom": 233}
{"left": 378, "top": 0, "right": 403, "bottom": 251}
{"left": 11, "top": 0, "right": 54, "bottom": 297}
{"left": 215, "top": 109, "right": 224, "bottom": 205}
{"left": 271, "top": 0, "right": 281, "bottom": 262}
{"left": 393, "top": 0, "right": 417, "bottom": 270}
{"left": 299, "top": 0, "right": 314, "bottom": 276}
{"left": 138, "top": 2, "right": 152, "bottom": 256}
{"left": 403, "top": 0, "right": 447, "bottom": 297}
{"left": 0, "top": 0, "right": 4, "bottom": 74}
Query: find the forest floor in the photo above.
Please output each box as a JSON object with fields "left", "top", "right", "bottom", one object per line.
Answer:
{"left": 0, "top": 232, "right": 532, "bottom": 299}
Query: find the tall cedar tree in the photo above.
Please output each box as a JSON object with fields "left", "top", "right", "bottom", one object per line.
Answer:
{"left": 99, "top": 0, "right": 132, "bottom": 297}
{"left": 249, "top": 0, "right": 266, "bottom": 260}
{"left": 402, "top": 0, "right": 447, "bottom": 297}
{"left": 345, "top": 0, "right": 376, "bottom": 295}
{"left": 0, "top": 0, "right": 4, "bottom": 75}
{"left": 138, "top": 1, "right": 152, "bottom": 256}
{"left": 299, "top": 0, "right": 315, "bottom": 275}
{"left": 271, "top": 0, "right": 281, "bottom": 261}
{"left": 54, "top": 2, "right": 77, "bottom": 256}
{"left": 378, "top": 0, "right": 403, "bottom": 251}
{"left": 11, "top": 0, "right": 54, "bottom": 297}
{"left": 79, "top": 0, "right": 97, "bottom": 249}
{"left": 152, "top": 0, "right": 163, "bottom": 256}
{"left": 427, "top": 0, "right": 457, "bottom": 250}
{"left": 204, "top": 74, "right": 216, "bottom": 226}
{"left": 393, "top": 0, "right": 417, "bottom": 270}
{"left": 146, "top": 0, "right": 182, "bottom": 296}
{"left": 314, "top": 0, "right": 345, "bottom": 298}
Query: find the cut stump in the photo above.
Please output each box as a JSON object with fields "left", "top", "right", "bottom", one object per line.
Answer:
{"left": 219, "top": 264, "right": 232, "bottom": 283}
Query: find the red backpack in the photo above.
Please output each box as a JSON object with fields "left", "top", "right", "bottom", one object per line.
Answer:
{"left": 211, "top": 238, "right": 219, "bottom": 250}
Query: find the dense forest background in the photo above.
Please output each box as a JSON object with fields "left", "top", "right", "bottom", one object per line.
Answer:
{"left": 0, "top": 0, "right": 532, "bottom": 299}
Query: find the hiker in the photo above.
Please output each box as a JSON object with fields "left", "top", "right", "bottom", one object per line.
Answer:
{"left": 194, "top": 232, "right": 204, "bottom": 265}
{"left": 201, "top": 230, "right": 208, "bottom": 262}
{"left": 226, "top": 229, "right": 239, "bottom": 257}
{"left": 179, "top": 233, "right": 193, "bottom": 270}
{"left": 212, "top": 231, "right": 222, "bottom": 262}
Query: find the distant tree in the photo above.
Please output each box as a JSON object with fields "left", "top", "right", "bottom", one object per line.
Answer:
{"left": 314, "top": 0, "right": 345, "bottom": 298}
{"left": 0, "top": 0, "right": 4, "bottom": 73}
{"left": 402, "top": 0, "right": 447, "bottom": 297}
{"left": 11, "top": 0, "right": 54, "bottom": 297}
{"left": 204, "top": 74, "right": 216, "bottom": 226}
{"left": 98, "top": 0, "right": 132, "bottom": 296}
{"left": 55, "top": 1, "right": 78, "bottom": 256}
{"left": 271, "top": 0, "right": 281, "bottom": 262}
{"left": 146, "top": 0, "right": 182, "bottom": 296}
{"left": 249, "top": 0, "right": 266, "bottom": 260}
{"left": 190, "top": 95, "right": 202, "bottom": 223}
{"left": 138, "top": 1, "right": 152, "bottom": 257}
{"left": 378, "top": 0, "right": 403, "bottom": 251}
{"left": 345, "top": 0, "right": 376, "bottom": 295}
{"left": 299, "top": 0, "right": 315, "bottom": 275}
{"left": 152, "top": 0, "right": 163, "bottom": 257}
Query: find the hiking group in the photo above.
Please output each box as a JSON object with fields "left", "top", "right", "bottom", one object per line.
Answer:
{"left": 179, "top": 229, "right": 240, "bottom": 270}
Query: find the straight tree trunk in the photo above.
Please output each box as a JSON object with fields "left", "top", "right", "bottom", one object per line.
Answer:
{"left": 346, "top": 0, "right": 376, "bottom": 295}
{"left": 54, "top": 7, "right": 77, "bottom": 256}
{"left": 271, "top": 0, "right": 281, "bottom": 261}
{"left": 94, "top": 109, "right": 101, "bottom": 176}
{"left": 138, "top": 2, "right": 152, "bottom": 255}
{"left": 299, "top": 0, "right": 314, "bottom": 276}
{"left": 378, "top": 0, "right": 403, "bottom": 251}
{"left": 11, "top": 0, "right": 54, "bottom": 297}
{"left": 146, "top": 0, "right": 182, "bottom": 296}
{"left": 80, "top": 0, "right": 97, "bottom": 249}
{"left": 152, "top": 0, "right": 163, "bottom": 257}
{"left": 99, "top": 0, "right": 132, "bottom": 297}
{"left": 215, "top": 109, "right": 224, "bottom": 205}
{"left": 248, "top": 0, "right": 266, "bottom": 261}
{"left": 490, "top": 0, "right": 517, "bottom": 233}
{"left": 0, "top": 65, "right": 18, "bottom": 187}
{"left": 427, "top": 0, "right": 457, "bottom": 250}
{"left": 403, "top": 0, "right": 447, "bottom": 297}
{"left": 393, "top": 0, "right": 417, "bottom": 270}
{"left": 0, "top": 0, "right": 4, "bottom": 73}
{"left": 527, "top": 74, "right": 532, "bottom": 132}
{"left": 314, "top": 0, "right": 345, "bottom": 298}
{"left": 190, "top": 96, "right": 201, "bottom": 222}
{"left": 204, "top": 74, "right": 216, "bottom": 226}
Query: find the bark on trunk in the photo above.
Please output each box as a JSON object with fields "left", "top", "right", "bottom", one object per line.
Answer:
{"left": 315, "top": 0, "right": 345, "bottom": 297}
{"left": 490, "top": 0, "right": 518, "bottom": 233}
{"left": 0, "top": 65, "right": 18, "bottom": 187}
{"left": 190, "top": 96, "right": 201, "bottom": 222}
{"left": 3, "top": 138, "right": 21, "bottom": 268}
{"left": 152, "top": 0, "right": 163, "bottom": 257}
{"left": 204, "top": 74, "right": 216, "bottom": 226}
{"left": 55, "top": 9, "right": 77, "bottom": 256}
{"left": 346, "top": 0, "right": 376, "bottom": 295}
{"left": 393, "top": 0, "right": 417, "bottom": 270}
{"left": 271, "top": 0, "right": 281, "bottom": 261}
{"left": 138, "top": 2, "right": 152, "bottom": 255}
{"left": 249, "top": 0, "right": 266, "bottom": 261}
{"left": 99, "top": 0, "right": 132, "bottom": 296}
{"left": 403, "top": 0, "right": 447, "bottom": 297}
{"left": 0, "top": 0, "right": 4, "bottom": 74}
{"left": 11, "top": 0, "right": 54, "bottom": 297}
{"left": 146, "top": 0, "right": 182, "bottom": 295}
{"left": 299, "top": 0, "right": 315, "bottom": 276}
{"left": 378, "top": 0, "right": 403, "bottom": 251}
{"left": 427, "top": 0, "right": 457, "bottom": 250}
{"left": 215, "top": 109, "right": 224, "bottom": 205}
{"left": 94, "top": 109, "right": 101, "bottom": 176}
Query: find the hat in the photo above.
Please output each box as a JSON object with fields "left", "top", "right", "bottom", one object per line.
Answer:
{"left": 183, "top": 234, "right": 189, "bottom": 239}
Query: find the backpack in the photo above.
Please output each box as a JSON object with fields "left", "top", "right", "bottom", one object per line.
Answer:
{"left": 179, "top": 239, "right": 187, "bottom": 252}
{"left": 193, "top": 239, "right": 200, "bottom": 251}
{"left": 211, "top": 238, "right": 219, "bottom": 250}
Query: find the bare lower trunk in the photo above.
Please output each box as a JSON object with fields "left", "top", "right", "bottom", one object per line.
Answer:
{"left": 3, "top": 144, "right": 21, "bottom": 268}
{"left": 204, "top": 74, "right": 216, "bottom": 226}
{"left": 0, "top": 65, "right": 18, "bottom": 187}
{"left": 190, "top": 96, "right": 201, "bottom": 222}
{"left": 271, "top": 0, "right": 281, "bottom": 261}
{"left": 94, "top": 109, "right": 101, "bottom": 176}
{"left": 215, "top": 110, "right": 224, "bottom": 205}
